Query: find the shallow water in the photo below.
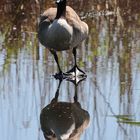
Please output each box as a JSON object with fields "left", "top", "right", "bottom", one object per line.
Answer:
{"left": 0, "top": 0, "right": 140, "bottom": 140}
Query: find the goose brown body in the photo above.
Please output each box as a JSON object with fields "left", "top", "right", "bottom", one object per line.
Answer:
{"left": 38, "top": 6, "right": 88, "bottom": 51}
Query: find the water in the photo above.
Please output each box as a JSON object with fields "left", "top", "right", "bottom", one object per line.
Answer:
{"left": 0, "top": 0, "right": 140, "bottom": 140}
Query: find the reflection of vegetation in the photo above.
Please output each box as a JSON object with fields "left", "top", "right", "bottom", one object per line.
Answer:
{"left": 0, "top": 33, "right": 38, "bottom": 75}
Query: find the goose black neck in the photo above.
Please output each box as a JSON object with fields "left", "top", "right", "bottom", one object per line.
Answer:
{"left": 55, "top": 1, "right": 66, "bottom": 19}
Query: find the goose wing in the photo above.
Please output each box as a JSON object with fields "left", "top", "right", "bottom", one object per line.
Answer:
{"left": 66, "top": 6, "right": 89, "bottom": 47}
{"left": 40, "top": 8, "right": 57, "bottom": 23}
{"left": 66, "top": 6, "right": 81, "bottom": 30}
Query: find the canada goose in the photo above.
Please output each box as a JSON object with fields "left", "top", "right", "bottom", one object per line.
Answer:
{"left": 38, "top": 0, "right": 88, "bottom": 79}
{"left": 40, "top": 79, "right": 90, "bottom": 140}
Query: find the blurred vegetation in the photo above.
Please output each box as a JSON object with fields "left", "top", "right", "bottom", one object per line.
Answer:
{"left": 0, "top": 0, "right": 139, "bottom": 41}
{"left": 113, "top": 115, "right": 140, "bottom": 126}
{"left": 0, "top": 2, "right": 140, "bottom": 138}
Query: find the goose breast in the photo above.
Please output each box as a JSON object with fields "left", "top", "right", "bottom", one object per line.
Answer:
{"left": 46, "top": 18, "right": 73, "bottom": 51}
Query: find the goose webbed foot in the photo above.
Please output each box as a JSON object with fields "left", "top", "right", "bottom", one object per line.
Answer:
{"left": 66, "top": 65, "right": 87, "bottom": 78}
{"left": 66, "top": 75, "right": 87, "bottom": 85}
{"left": 53, "top": 71, "right": 72, "bottom": 80}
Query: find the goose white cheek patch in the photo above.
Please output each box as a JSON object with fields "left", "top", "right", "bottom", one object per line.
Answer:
{"left": 56, "top": 0, "right": 61, "bottom": 3}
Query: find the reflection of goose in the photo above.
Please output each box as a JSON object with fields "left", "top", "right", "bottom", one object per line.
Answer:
{"left": 38, "top": 0, "right": 88, "bottom": 78}
{"left": 40, "top": 79, "right": 90, "bottom": 140}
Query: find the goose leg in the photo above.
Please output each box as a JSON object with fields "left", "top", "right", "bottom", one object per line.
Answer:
{"left": 50, "top": 50, "right": 62, "bottom": 73}
{"left": 50, "top": 50, "right": 71, "bottom": 79}
{"left": 66, "top": 48, "right": 87, "bottom": 78}
{"left": 51, "top": 79, "right": 62, "bottom": 103}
